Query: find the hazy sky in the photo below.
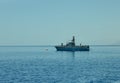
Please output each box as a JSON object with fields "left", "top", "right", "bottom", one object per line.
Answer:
{"left": 0, "top": 0, "right": 120, "bottom": 45}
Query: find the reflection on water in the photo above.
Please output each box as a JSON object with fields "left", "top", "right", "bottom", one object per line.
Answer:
{"left": 0, "top": 46, "right": 120, "bottom": 83}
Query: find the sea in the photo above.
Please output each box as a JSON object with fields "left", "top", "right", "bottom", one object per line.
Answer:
{"left": 0, "top": 45, "right": 120, "bottom": 83}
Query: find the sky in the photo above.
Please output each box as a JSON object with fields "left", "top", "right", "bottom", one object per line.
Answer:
{"left": 0, "top": 0, "right": 120, "bottom": 45}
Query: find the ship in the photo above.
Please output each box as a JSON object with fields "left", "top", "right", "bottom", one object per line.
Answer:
{"left": 55, "top": 36, "right": 89, "bottom": 51}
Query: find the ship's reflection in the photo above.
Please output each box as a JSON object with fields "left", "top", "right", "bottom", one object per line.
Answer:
{"left": 56, "top": 51, "right": 90, "bottom": 60}
{"left": 56, "top": 51, "right": 75, "bottom": 59}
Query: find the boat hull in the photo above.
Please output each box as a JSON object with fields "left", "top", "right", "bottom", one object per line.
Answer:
{"left": 55, "top": 46, "right": 89, "bottom": 51}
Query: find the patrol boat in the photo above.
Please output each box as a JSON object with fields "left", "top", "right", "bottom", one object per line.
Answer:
{"left": 55, "top": 36, "right": 89, "bottom": 51}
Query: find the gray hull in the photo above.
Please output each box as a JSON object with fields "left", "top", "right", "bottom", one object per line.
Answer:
{"left": 55, "top": 46, "right": 89, "bottom": 51}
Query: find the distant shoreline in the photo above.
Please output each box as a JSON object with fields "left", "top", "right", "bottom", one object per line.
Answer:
{"left": 0, "top": 45, "right": 120, "bottom": 47}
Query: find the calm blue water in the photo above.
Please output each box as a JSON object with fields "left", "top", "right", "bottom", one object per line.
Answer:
{"left": 0, "top": 46, "right": 120, "bottom": 83}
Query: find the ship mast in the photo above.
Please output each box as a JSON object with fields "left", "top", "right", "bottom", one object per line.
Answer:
{"left": 72, "top": 36, "right": 75, "bottom": 46}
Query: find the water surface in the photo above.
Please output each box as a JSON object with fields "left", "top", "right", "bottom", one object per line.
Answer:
{"left": 0, "top": 46, "right": 120, "bottom": 83}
